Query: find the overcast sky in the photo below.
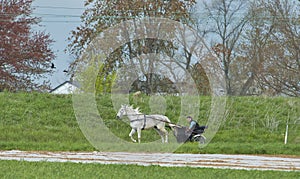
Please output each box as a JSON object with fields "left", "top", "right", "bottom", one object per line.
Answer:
{"left": 32, "top": 0, "right": 85, "bottom": 88}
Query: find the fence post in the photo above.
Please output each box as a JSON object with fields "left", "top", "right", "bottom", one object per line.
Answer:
{"left": 284, "top": 117, "right": 289, "bottom": 145}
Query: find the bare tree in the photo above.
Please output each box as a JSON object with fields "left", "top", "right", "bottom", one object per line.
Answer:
{"left": 232, "top": 0, "right": 275, "bottom": 95}
{"left": 202, "top": 0, "right": 250, "bottom": 95}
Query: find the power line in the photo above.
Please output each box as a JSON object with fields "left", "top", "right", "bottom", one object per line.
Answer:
{"left": 32, "top": 5, "right": 84, "bottom": 10}
{"left": 1, "top": 9, "right": 299, "bottom": 23}
{"left": 2, "top": 11, "right": 294, "bottom": 18}
{"left": 39, "top": 20, "right": 81, "bottom": 23}
{"left": 33, "top": 13, "right": 80, "bottom": 18}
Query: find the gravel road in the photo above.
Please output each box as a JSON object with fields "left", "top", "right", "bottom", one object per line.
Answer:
{"left": 0, "top": 150, "right": 299, "bottom": 171}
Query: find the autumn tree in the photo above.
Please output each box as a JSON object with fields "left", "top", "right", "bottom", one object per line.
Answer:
{"left": 255, "top": 0, "right": 300, "bottom": 96}
{"left": 236, "top": 0, "right": 300, "bottom": 96}
{"left": 190, "top": 62, "right": 210, "bottom": 95}
{"left": 0, "top": 0, "right": 55, "bottom": 91}
{"left": 67, "top": 0, "right": 212, "bottom": 94}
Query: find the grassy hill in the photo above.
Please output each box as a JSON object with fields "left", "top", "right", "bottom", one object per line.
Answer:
{"left": 0, "top": 92, "right": 299, "bottom": 155}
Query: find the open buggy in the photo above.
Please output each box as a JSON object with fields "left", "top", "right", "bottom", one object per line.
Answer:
{"left": 171, "top": 124, "right": 207, "bottom": 144}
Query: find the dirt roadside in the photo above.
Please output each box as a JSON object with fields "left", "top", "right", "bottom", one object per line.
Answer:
{"left": 0, "top": 150, "right": 299, "bottom": 171}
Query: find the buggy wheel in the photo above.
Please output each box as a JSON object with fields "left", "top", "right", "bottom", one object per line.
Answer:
{"left": 193, "top": 135, "right": 206, "bottom": 144}
{"left": 199, "top": 136, "right": 206, "bottom": 144}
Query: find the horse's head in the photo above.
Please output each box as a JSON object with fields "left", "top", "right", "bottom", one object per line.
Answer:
{"left": 116, "top": 105, "right": 139, "bottom": 119}
{"left": 116, "top": 104, "right": 128, "bottom": 119}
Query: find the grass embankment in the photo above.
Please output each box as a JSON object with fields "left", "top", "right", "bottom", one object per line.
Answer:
{"left": 0, "top": 92, "right": 92, "bottom": 151}
{"left": 0, "top": 92, "right": 299, "bottom": 155}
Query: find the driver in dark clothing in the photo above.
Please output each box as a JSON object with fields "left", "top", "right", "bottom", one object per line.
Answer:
{"left": 186, "top": 116, "right": 207, "bottom": 141}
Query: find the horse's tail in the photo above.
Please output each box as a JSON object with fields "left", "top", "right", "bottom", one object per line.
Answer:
{"left": 165, "top": 116, "right": 171, "bottom": 123}
{"left": 164, "top": 117, "right": 176, "bottom": 130}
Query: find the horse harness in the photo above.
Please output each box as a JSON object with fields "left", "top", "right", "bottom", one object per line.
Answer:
{"left": 129, "top": 114, "right": 147, "bottom": 130}
{"left": 124, "top": 109, "right": 173, "bottom": 130}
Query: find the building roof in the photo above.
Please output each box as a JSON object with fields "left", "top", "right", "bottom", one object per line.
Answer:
{"left": 49, "top": 81, "right": 80, "bottom": 94}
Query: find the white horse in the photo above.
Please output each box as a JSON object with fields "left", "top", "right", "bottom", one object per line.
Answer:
{"left": 116, "top": 105, "right": 171, "bottom": 143}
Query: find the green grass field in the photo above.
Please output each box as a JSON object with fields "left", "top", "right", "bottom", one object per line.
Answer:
{"left": 0, "top": 160, "right": 299, "bottom": 179}
{"left": 0, "top": 92, "right": 299, "bottom": 178}
{"left": 0, "top": 92, "right": 299, "bottom": 155}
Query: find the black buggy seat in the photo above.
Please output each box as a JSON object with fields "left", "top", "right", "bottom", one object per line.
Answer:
{"left": 191, "top": 125, "right": 208, "bottom": 135}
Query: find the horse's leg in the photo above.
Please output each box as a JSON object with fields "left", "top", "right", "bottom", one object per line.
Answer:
{"left": 159, "top": 127, "right": 169, "bottom": 143}
{"left": 129, "top": 128, "right": 137, "bottom": 143}
{"left": 137, "top": 128, "right": 142, "bottom": 143}
{"left": 154, "top": 128, "right": 165, "bottom": 143}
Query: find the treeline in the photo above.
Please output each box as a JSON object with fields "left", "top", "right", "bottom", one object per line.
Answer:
{"left": 1, "top": 1, "right": 299, "bottom": 96}
{"left": 68, "top": 0, "right": 300, "bottom": 97}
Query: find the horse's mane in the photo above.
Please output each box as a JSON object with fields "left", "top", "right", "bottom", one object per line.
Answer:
{"left": 125, "top": 105, "right": 142, "bottom": 114}
{"left": 134, "top": 107, "right": 141, "bottom": 113}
